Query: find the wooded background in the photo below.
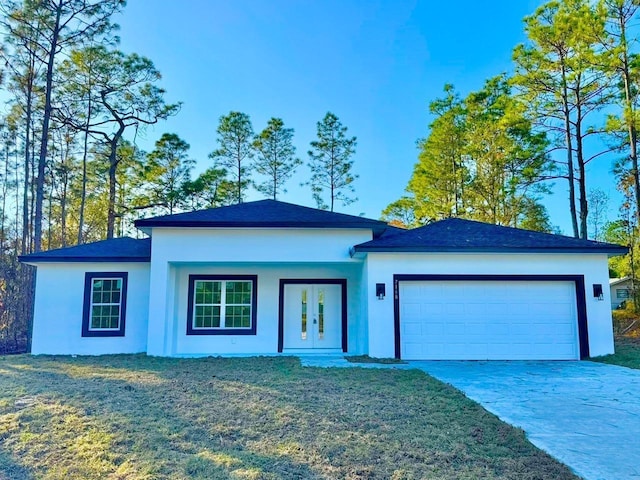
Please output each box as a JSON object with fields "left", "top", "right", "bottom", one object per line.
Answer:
{"left": 1, "top": 0, "right": 639, "bottom": 353}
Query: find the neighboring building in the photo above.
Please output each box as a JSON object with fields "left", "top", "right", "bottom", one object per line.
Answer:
{"left": 609, "top": 277, "right": 633, "bottom": 310}
{"left": 20, "top": 200, "right": 627, "bottom": 360}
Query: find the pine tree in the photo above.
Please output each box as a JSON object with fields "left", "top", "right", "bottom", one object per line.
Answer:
{"left": 140, "top": 133, "right": 194, "bottom": 215}
{"left": 253, "top": 118, "right": 301, "bottom": 200}
{"left": 307, "top": 112, "right": 357, "bottom": 211}
{"left": 209, "top": 112, "right": 254, "bottom": 204}
{"left": 513, "top": 0, "right": 611, "bottom": 238}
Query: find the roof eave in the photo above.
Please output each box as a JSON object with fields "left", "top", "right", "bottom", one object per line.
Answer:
{"left": 353, "top": 246, "right": 628, "bottom": 255}
{"left": 18, "top": 256, "right": 151, "bottom": 264}
{"left": 609, "top": 276, "right": 632, "bottom": 285}
{"left": 135, "top": 220, "right": 385, "bottom": 230}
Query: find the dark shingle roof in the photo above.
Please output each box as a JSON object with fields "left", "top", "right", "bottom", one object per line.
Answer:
{"left": 353, "top": 218, "right": 628, "bottom": 255}
{"left": 19, "top": 237, "right": 151, "bottom": 263}
{"left": 134, "top": 199, "right": 388, "bottom": 235}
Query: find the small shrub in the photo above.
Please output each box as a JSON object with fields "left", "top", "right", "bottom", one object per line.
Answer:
{"left": 612, "top": 303, "right": 640, "bottom": 337}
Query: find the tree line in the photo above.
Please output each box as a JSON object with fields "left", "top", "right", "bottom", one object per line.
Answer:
{"left": 385, "top": 0, "right": 640, "bottom": 239}
{"left": 0, "top": 0, "right": 358, "bottom": 353}
{"left": 383, "top": 0, "right": 640, "bottom": 310}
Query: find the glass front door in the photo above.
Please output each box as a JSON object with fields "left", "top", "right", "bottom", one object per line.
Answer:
{"left": 283, "top": 283, "right": 342, "bottom": 349}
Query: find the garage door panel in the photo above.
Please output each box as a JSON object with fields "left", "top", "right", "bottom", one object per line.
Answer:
{"left": 399, "top": 280, "right": 579, "bottom": 360}
{"left": 403, "top": 343, "right": 423, "bottom": 357}
{"left": 465, "top": 323, "right": 487, "bottom": 335}
{"left": 485, "top": 303, "right": 506, "bottom": 315}
{"left": 402, "top": 322, "right": 422, "bottom": 336}
{"left": 424, "top": 323, "right": 444, "bottom": 335}
{"left": 486, "top": 323, "right": 510, "bottom": 335}
{"left": 422, "top": 303, "right": 443, "bottom": 315}
{"left": 535, "top": 323, "right": 559, "bottom": 335}
{"left": 445, "top": 322, "right": 466, "bottom": 335}
{"left": 445, "top": 303, "right": 464, "bottom": 315}
{"left": 465, "top": 303, "right": 487, "bottom": 314}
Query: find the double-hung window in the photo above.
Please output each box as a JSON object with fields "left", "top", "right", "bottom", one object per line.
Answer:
{"left": 82, "top": 272, "right": 128, "bottom": 337}
{"left": 187, "top": 275, "right": 257, "bottom": 335}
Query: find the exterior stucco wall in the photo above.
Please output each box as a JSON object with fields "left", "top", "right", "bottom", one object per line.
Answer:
{"left": 364, "top": 252, "right": 614, "bottom": 358}
{"left": 146, "top": 228, "right": 371, "bottom": 356}
{"left": 161, "top": 263, "right": 364, "bottom": 356}
{"left": 31, "top": 262, "right": 150, "bottom": 355}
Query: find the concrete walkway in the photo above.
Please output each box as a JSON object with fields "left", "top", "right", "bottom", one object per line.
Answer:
{"left": 412, "top": 361, "right": 640, "bottom": 480}
{"left": 300, "top": 357, "right": 640, "bottom": 479}
{"left": 299, "top": 355, "right": 412, "bottom": 369}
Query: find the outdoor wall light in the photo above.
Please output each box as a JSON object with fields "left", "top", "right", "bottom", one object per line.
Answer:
{"left": 376, "top": 283, "right": 386, "bottom": 300}
{"left": 593, "top": 284, "right": 604, "bottom": 301}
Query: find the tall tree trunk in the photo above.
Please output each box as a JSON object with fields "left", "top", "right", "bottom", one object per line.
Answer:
{"left": 618, "top": 12, "right": 640, "bottom": 222}
{"left": 107, "top": 139, "right": 118, "bottom": 239}
{"left": 236, "top": 142, "right": 242, "bottom": 204}
{"left": 34, "top": 2, "right": 61, "bottom": 253}
{"left": 14, "top": 138, "right": 20, "bottom": 245}
{"left": 561, "top": 64, "right": 579, "bottom": 238}
{"left": 575, "top": 99, "right": 588, "bottom": 240}
{"left": 330, "top": 149, "right": 335, "bottom": 212}
{"left": 452, "top": 147, "right": 459, "bottom": 216}
{"left": 47, "top": 173, "right": 53, "bottom": 250}
{"left": 1, "top": 138, "right": 9, "bottom": 254}
{"left": 273, "top": 167, "right": 277, "bottom": 200}
{"left": 77, "top": 98, "right": 92, "bottom": 245}
{"left": 30, "top": 125, "right": 37, "bottom": 253}
{"left": 21, "top": 90, "right": 32, "bottom": 255}
{"left": 106, "top": 126, "right": 124, "bottom": 239}
{"left": 61, "top": 149, "right": 69, "bottom": 248}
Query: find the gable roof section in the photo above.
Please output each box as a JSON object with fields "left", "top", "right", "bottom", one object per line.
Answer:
{"left": 19, "top": 237, "right": 151, "bottom": 263}
{"left": 134, "top": 199, "right": 388, "bottom": 236}
{"left": 353, "top": 218, "right": 628, "bottom": 255}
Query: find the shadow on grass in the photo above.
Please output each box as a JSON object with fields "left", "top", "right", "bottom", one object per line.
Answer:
{"left": 0, "top": 357, "right": 330, "bottom": 479}
{"left": 0, "top": 354, "right": 580, "bottom": 480}
{"left": 0, "top": 449, "right": 34, "bottom": 480}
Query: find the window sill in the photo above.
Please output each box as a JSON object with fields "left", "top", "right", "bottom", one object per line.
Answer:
{"left": 82, "top": 330, "right": 125, "bottom": 338}
{"left": 186, "top": 327, "right": 256, "bottom": 336}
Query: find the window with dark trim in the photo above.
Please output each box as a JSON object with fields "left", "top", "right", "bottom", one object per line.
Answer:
{"left": 187, "top": 275, "right": 258, "bottom": 335}
{"left": 82, "top": 272, "right": 128, "bottom": 337}
{"left": 617, "top": 288, "right": 630, "bottom": 299}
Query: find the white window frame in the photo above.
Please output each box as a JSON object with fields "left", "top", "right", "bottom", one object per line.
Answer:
{"left": 89, "top": 277, "right": 124, "bottom": 331}
{"left": 191, "top": 279, "right": 254, "bottom": 331}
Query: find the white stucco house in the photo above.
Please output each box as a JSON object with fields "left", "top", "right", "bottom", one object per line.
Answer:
{"left": 20, "top": 200, "right": 627, "bottom": 360}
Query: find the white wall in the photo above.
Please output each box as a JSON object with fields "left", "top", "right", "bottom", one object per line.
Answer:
{"left": 31, "top": 262, "right": 150, "bottom": 355}
{"left": 166, "top": 263, "right": 363, "bottom": 356}
{"left": 364, "top": 253, "right": 614, "bottom": 358}
{"left": 146, "top": 228, "right": 372, "bottom": 356}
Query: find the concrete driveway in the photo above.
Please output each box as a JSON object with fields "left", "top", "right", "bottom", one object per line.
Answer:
{"left": 413, "top": 361, "right": 640, "bottom": 480}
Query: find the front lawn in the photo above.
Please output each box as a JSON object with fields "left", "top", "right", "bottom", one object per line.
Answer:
{"left": 592, "top": 337, "right": 640, "bottom": 370}
{"left": 0, "top": 355, "right": 578, "bottom": 480}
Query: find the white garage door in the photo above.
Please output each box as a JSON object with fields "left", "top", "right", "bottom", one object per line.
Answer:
{"left": 399, "top": 280, "right": 579, "bottom": 360}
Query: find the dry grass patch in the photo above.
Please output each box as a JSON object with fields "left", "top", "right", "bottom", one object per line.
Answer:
{"left": 0, "top": 354, "right": 578, "bottom": 479}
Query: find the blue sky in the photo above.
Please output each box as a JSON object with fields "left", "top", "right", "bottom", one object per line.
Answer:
{"left": 115, "top": 0, "right": 618, "bottom": 234}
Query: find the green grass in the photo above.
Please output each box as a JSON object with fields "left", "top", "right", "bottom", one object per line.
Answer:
{"left": 0, "top": 355, "right": 578, "bottom": 480}
{"left": 344, "top": 355, "right": 407, "bottom": 364}
{"left": 591, "top": 337, "right": 640, "bottom": 370}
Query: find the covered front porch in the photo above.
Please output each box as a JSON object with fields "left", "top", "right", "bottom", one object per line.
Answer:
{"left": 149, "top": 262, "right": 368, "bottom": 357}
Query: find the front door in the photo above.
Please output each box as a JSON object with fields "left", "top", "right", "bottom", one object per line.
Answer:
{"left": 283, "top": 283, "right": 342, "bottom": 350}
